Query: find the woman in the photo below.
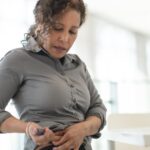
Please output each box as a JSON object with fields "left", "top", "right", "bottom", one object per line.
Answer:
{"left": 0, "top": 0, "right": 106, "bottom": 150}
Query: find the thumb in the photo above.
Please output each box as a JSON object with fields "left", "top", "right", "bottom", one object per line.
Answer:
{"left": 31, "top": 127, "right": 38, "bottom": 135}
{"left": 45, "top": 128, "right": 61, "bottom": 141}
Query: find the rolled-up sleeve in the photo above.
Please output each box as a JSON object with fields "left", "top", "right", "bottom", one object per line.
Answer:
{"left": 83, "top": 64, "right": 107, "bottom": 133}
{"left": 0, "top": 64, "right": 22, "bottom": 126}
{"left": 0, "top": 68, "right": 18, "bottom": 124}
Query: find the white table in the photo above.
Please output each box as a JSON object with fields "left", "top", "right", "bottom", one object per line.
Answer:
{"left": 105, "top": 128, "right": 150, "bottom": 150}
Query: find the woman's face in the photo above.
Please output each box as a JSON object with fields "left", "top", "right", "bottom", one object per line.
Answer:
{"left": 42, "top": 9, "right": 81, "bottom": 59}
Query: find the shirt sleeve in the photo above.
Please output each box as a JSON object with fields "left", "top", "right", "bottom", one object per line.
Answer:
{"left": 0, "top": 52, "right": 23, "bottom": 126}
{"left": 83, "top": 63, "right": 107, "bottom": 137}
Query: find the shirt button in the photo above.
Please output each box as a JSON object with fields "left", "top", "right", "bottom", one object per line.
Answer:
{"left": 70, "top": 84, "right": 74, "bottom": 88}
{"left": 73, "top": 97, "right": 77, "bottom": 103}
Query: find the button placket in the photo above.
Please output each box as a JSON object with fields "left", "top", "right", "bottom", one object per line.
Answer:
{"left": 64, "top": 76, "right": 79, "bottom": 118}
{"left": 69, "top": 81, "right": 78, "bottom": 116}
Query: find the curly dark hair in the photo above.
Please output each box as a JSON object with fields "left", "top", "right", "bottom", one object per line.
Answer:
{"left": 27, "top": 0, "right": 86, "bottom": 41}
{"left": 34, "top": 0, "right": 86, "bottom": 26}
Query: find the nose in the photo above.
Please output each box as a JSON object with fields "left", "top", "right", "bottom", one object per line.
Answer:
{"left": 59, "top": 32, "right": 69, "bottom": 43}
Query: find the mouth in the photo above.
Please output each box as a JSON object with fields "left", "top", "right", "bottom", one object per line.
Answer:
{"left": 52, "top": 46, "right": 67, "bottom": 52}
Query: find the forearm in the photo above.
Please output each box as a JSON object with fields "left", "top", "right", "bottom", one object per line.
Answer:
{"left": 0, "top": 116, "right": 27, "bottom": 133}
{"left": 81, "top": 116, "right": 101, "bottom": 137}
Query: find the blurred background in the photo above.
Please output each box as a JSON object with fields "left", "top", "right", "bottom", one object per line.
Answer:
{"left": 0, "top": 0, "right": 150, "bottom": 149}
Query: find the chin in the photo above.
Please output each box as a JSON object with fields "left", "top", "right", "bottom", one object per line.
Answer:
{"left": 53, "top": 54, "right": 65, "bottom": 59}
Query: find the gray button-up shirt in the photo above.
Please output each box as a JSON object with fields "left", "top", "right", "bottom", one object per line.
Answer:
{"left": 0, "top": 37, "right": 106, "bottom": 150}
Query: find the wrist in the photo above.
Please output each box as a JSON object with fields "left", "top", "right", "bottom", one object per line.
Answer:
{"left": 0, "top": 117, "right": 28, "bottom": 133}
{"left": 81, "top": 116, "right": 101, "bottom": 137}
{"left": 79, "top": 121, "right": 90, "bottom": 137}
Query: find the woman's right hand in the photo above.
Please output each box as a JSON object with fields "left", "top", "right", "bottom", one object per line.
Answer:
{"left": 25, "top": 122, "right": 61, "bottom": 146}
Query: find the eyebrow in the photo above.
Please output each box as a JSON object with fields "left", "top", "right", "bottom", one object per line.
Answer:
{"left": 54, "top": 22, "right": 80, "bottom": 29}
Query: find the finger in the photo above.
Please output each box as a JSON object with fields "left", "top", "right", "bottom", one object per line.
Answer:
{"left": 33, "top": 128, "right": 62, "bottom": 145}
{"left": 31, "top": 127, "right": 39, "bottom": 136}
{"left": 32, "top": 128, "right": 53, "bottom": 145}
{"left": 55, "top": 130, "right": 65, "bottom": 136}
{"left": 53, "top": 133, "right": 68, "bottom": 146}
{"left": 43, "top": 128, "right": 62, "bottom": 143}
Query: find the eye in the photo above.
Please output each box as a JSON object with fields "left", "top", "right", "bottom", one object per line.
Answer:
{"left": 52, "top": 24, "right": 63, "bottom": 31}
{"left": 69, "top": 29, "right": 77, "bottom": 35}
{"left": 53, "top": 26, "right": 63, "bottom": 31}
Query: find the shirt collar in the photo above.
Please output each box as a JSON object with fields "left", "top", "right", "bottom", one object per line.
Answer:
{"left": 22, "top": 36, "right": 78, "bottom": 65}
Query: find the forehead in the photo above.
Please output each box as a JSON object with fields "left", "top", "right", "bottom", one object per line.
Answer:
{"left": 53, "top": 9, "right": 81, "bottom": 24}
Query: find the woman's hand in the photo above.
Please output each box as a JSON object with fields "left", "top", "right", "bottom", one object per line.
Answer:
{"left": 52, "top": 116, "right": 101, "bottom": 150}
{"left": 52, "top": 123, "right": 86, "bottom": 150}
{"left": 26, "top": 122, "right": 61, "bottom": 146}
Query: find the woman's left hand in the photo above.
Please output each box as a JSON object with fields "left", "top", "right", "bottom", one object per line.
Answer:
{"left": 52, "top": 123, "right": 86, "bottom": 150}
